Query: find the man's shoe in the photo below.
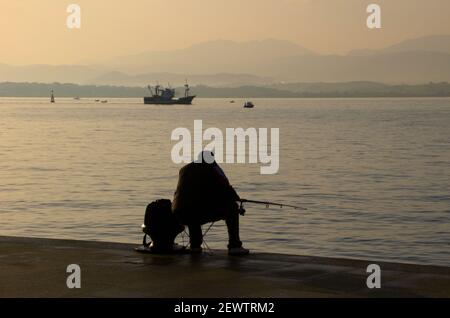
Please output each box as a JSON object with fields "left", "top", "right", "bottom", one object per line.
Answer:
{"left": 228, "top": 247, "right": 250, "bottom": 256}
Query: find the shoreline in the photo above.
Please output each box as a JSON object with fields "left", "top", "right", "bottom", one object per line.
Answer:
{"left": 2, "top": 82, "right": 450, "bottom": 99}
{"left": 2, "top": 96, "right": 450, "bottom": 100}
{"left": 0, "top": 236, "right": 448, "bottom": 297}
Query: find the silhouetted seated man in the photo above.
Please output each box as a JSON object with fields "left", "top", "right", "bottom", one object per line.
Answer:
{"left": 172, "top": 151, "right": 249, "bottom": 256}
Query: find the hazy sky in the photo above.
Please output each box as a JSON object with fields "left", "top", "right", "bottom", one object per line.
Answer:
{"left": 2, "top": 0, "right": 450, "bottom": 65}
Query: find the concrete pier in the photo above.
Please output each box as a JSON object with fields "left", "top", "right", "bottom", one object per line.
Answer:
{"left": 0, "top": 236, "right": 448, "bottom": 297}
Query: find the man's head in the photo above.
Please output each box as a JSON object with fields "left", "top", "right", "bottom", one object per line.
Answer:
{"left": 197, "top": 150, "right": 216, "bottom": 164}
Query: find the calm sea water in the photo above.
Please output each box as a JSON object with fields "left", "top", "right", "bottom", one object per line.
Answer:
{"left": 0, "top": 97, "right": 449, "bottom": 266}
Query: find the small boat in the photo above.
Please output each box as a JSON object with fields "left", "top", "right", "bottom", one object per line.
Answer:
{"left": 74, "top": 97, "right": 80, "bottom": 100}
{"left": 94, "top": 99, "right": 100, "bottom": 102}
{"left": 230, "top": 100, "right": 235, "bottom": 103}
{"left": 50, "top": 90, "right": 55, "bottom": 103}
{"left": 101, "top": 100, "right": 108, "bottom": 103}
{"left": 243, "top": 101, "right": 254, "bottom": 108}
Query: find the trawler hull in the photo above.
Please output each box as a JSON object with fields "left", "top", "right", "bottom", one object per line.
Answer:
{"left": 144, "top": 95, "right": 196, "bottom": 105}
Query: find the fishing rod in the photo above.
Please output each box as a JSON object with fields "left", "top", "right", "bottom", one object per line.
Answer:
{"left": 238, "top": 199, "right": 307, "bottom": 211}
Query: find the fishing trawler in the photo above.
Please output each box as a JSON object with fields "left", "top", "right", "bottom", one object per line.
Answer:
{"left": 144, "top": 82, "right": 195, "bottom": 105}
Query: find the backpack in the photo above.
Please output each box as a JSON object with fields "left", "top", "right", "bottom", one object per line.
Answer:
{"left": 142, "top": 199, "right": 185, "bottom": 250}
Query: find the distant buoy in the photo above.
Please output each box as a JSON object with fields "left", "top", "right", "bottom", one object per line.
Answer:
{"left": 50, "top": 90, "right": 55, "bottom": 103}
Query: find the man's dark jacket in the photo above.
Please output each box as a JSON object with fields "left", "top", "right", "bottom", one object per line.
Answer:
{"left": 172, "top": 161, "right": 240, "bottom": 225}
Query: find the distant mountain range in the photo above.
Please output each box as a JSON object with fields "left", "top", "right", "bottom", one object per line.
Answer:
{"left": 90, "top": 71, "right": 273, "bottom": 87}
{"left": 349, "top": 35, "right": 450, "bottom": 56}
{"left": 107, "top": 39, "right": 314, "bottom": 75}
{"left": 1, "top": 35, "right": 450, "bottom": 86}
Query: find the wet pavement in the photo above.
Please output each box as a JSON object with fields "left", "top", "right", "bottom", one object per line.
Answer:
{"left": 0, "top": 236, "right": 448, "bottom": 297}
